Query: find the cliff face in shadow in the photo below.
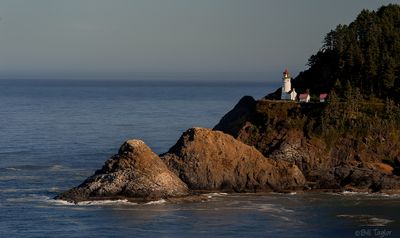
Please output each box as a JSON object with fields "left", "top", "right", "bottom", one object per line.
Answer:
{"left": 214, "top": 97, "right": 400, "bottom": 192}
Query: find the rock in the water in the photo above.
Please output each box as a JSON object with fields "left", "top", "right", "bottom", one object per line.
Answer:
{"left": 56, "top": 140, "right": 189, "bottom": 203}
{"left": 161, "top": 127, "right": 305, "bottom": 192}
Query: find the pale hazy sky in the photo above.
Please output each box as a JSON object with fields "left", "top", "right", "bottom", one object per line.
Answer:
{"left": 0, "top": 0, "right": 398, "bottom": 80}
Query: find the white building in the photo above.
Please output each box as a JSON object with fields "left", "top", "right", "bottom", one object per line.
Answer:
{"left": 299, "top": 93, "right": 310, "bottom": 103}
{"left": 281, "top": 69, "right": 297, "bottom": 100}
{"left": 320, "top": 93, "right": 328, "bottom": 102}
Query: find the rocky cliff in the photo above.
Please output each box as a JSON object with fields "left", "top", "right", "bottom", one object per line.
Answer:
{"left": 161, "top": 127, "right": 305, "bottom": 192}
{"left": 214, "top": 97, "right": 400, "bottom": 193}
{"left": 57, "top": 95, "right": 400, "bottom": 203}
{"left": 57, "top": 128, "right": 305, "bottom": 203}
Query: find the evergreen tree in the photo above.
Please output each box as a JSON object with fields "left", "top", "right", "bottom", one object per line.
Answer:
{"left": 294, "top": 4, "right": 400, "bottom": 102}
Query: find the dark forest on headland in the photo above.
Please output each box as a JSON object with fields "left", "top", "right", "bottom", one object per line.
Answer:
{"left": 288, "top": 4, "right": 400, "bottom": 144}
{"left": 294, "top": 4, "right": 400, "bottom": 101}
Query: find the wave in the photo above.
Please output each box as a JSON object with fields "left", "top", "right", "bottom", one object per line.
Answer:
{"left": 6, "top": 191, "right": 169, "bottom": 206}
{"left": 4, "top": 167, "right": 22, "bottom": 171}
{"left": 337, "top": 214, "right": 394, "bottom": 227}
{"left": 0, "top": 164, "right": 72, "bottom": 172}
{"left": 0, "top": 165, "right": 47, "bottom": 171}
{"left": 76, "top": 199, "right": 136, "bottom": 206}
{"left": 367, "top": 217, "right": 395, "bottom": 227}
{"left": 270, "top": 192, "right": 298, "bottom": 196}
{"left": 0, "top": 175, "right": 41, "bottom": 181}
{"left": 48, "top": 165, "right": 70, "bottom": 172}
{"left": 1, "top": 188, "right": 44, "bottom": 193}
{"left": 255, "top": 203, "right": 295, "bottom": 214}
{"left": 328, "top": 191, "right": 400, "bottom": 198}
{"left": 365, "top": 193, "right": 400, "bottom": 198}
{"left": 0, "top": 149, "right": 32, "bottom": 155}
{"left": 202, "top": 192, "right": 228, "bottom": 199}
{"left": 145, "top": 199, "right": 166, "bottom": 205}
{"left": 6, "top": 194, "right": 138, "bottom": 207}
{"left": 341, "top": 191, "right": 369, "bottom": 195}
{"left": 58, "top": 198, "right": 168, "bottom": 206}
{"left": 51, "top": 198, "right": 137, "bottom": 206}
{"left": 0, "top": 187, "right": 61, "bottom": 193}
{"left": 6, "top": 194, "right": 51, "bottom": 203}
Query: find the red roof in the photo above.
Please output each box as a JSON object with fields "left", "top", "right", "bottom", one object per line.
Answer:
{"left": 299, "top": 93, "right": 309, "bottom": 99}
{"left": 320, "top": 93, "right": 328, "bottom": 99}
{"left": 283, "top": 69, "right": 288, "bottom": 75}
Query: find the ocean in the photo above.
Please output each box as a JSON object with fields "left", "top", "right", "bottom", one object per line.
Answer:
{"left": 0, "top": 78, "right": 399, "bottom": 238}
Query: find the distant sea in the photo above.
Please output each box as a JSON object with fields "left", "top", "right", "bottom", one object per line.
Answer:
{"left": 0, "top": 78, "right": 399, "bottom": 238}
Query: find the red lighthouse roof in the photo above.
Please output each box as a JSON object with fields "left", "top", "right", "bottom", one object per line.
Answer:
{"left": 283, "top": 69, "right": 289, "bottom": 75}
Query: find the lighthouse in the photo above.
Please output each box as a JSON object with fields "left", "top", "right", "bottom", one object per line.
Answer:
{"left": 280, "top": 69, "right": 297, "bottom": 100}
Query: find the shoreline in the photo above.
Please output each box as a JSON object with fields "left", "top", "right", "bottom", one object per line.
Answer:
{"left": 55, "top": 188, "right": 400, "bottom": 205}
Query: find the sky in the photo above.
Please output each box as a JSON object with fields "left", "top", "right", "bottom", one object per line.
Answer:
{"left": 0, "top": 0, "right": 398, "bottom": 80}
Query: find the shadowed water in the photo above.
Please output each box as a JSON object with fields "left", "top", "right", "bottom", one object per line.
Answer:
{"left": 0, "top": 78, "right": 399, "bottom": 238}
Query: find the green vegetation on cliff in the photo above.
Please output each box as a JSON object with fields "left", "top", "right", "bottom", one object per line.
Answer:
{"left": 293, "top": 4, "right": 400, "bottom": 101}
{"left": 287, "top": 4, "right": 400, "bottom": 164}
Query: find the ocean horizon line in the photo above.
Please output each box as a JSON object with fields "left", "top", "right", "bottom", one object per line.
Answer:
{"left": 0, "top": 77, "right": 281, "bottom": 88}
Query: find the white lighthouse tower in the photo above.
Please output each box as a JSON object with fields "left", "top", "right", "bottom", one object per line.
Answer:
{"left": 280, "top": 69, "right": 297, "bottom": 100}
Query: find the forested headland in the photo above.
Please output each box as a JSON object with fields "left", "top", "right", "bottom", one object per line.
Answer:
{"left": 294, "top": 4, "right": 400, "bottom": 101}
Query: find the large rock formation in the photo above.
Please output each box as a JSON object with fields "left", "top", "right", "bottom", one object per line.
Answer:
{"left": 214, "top": 96, "right": 400, "bottom": 192}
{"left": 161, "top": 127, "right": 306, "bottom": 192}
{"left": 57, "top": 93, "right": 400, "bottom": 203}
{"left": 56, "top": 140, "right": 189, "bottom": 203}
{"left": 57, "top": 129, "right": 306, "bottom": 203}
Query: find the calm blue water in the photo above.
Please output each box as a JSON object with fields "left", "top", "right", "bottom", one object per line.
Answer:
{"left": 0, "top": 78, "right": 399, "bottom": 238}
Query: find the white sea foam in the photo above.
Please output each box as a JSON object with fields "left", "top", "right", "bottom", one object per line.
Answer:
{"left": 77, "top": 199, "right": 135, "bottom": 206}
{"left": 52, "top": 198, "right": 137, "bottom": 206}
{"left": 56, "top": 198, "right": 169, "bottom": 206}
{"left": 5, "top": 167, "right": 22, "bottom": 171}
{"left": 52, "top": 199, "right": 76, "bottom": 206}
{"left": 337, "top": 214, "right": 394, "bottom": 227}
{"left": 203, "top": 192, "right": 228, "bottom": 198}
{"left": 341, "top": 191, "right": 369, "bottom": 195}
{"left": 366, "top": 193, "right": 400, "bottom": 198}
{"left": 335, "top": 191, "right": 400, "bottom": 198}
{"left": 367, "top": 217, "right": 394, "bottom": 227}
{"left": 6, "top": 194, "right": 137, "bottom": 207}
{"left": 145, "top": 199, "right": 166, "bottom": 205}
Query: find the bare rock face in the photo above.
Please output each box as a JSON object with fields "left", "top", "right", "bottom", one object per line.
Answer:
{"left": 214, "top": 98, "right": 400, "bottom": 193}
{"left": 161, "top": 128, "right": 305, "bottom": 192}
{"left": 56, "top": 140, "right": 189, "bottom": 203}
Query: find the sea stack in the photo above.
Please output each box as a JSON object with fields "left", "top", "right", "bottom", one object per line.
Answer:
{"left": 161, "top": 127, "right": 306, "bottom": 192}
{"left": 56, "top": 140, "right": 189, "bottom": 203}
